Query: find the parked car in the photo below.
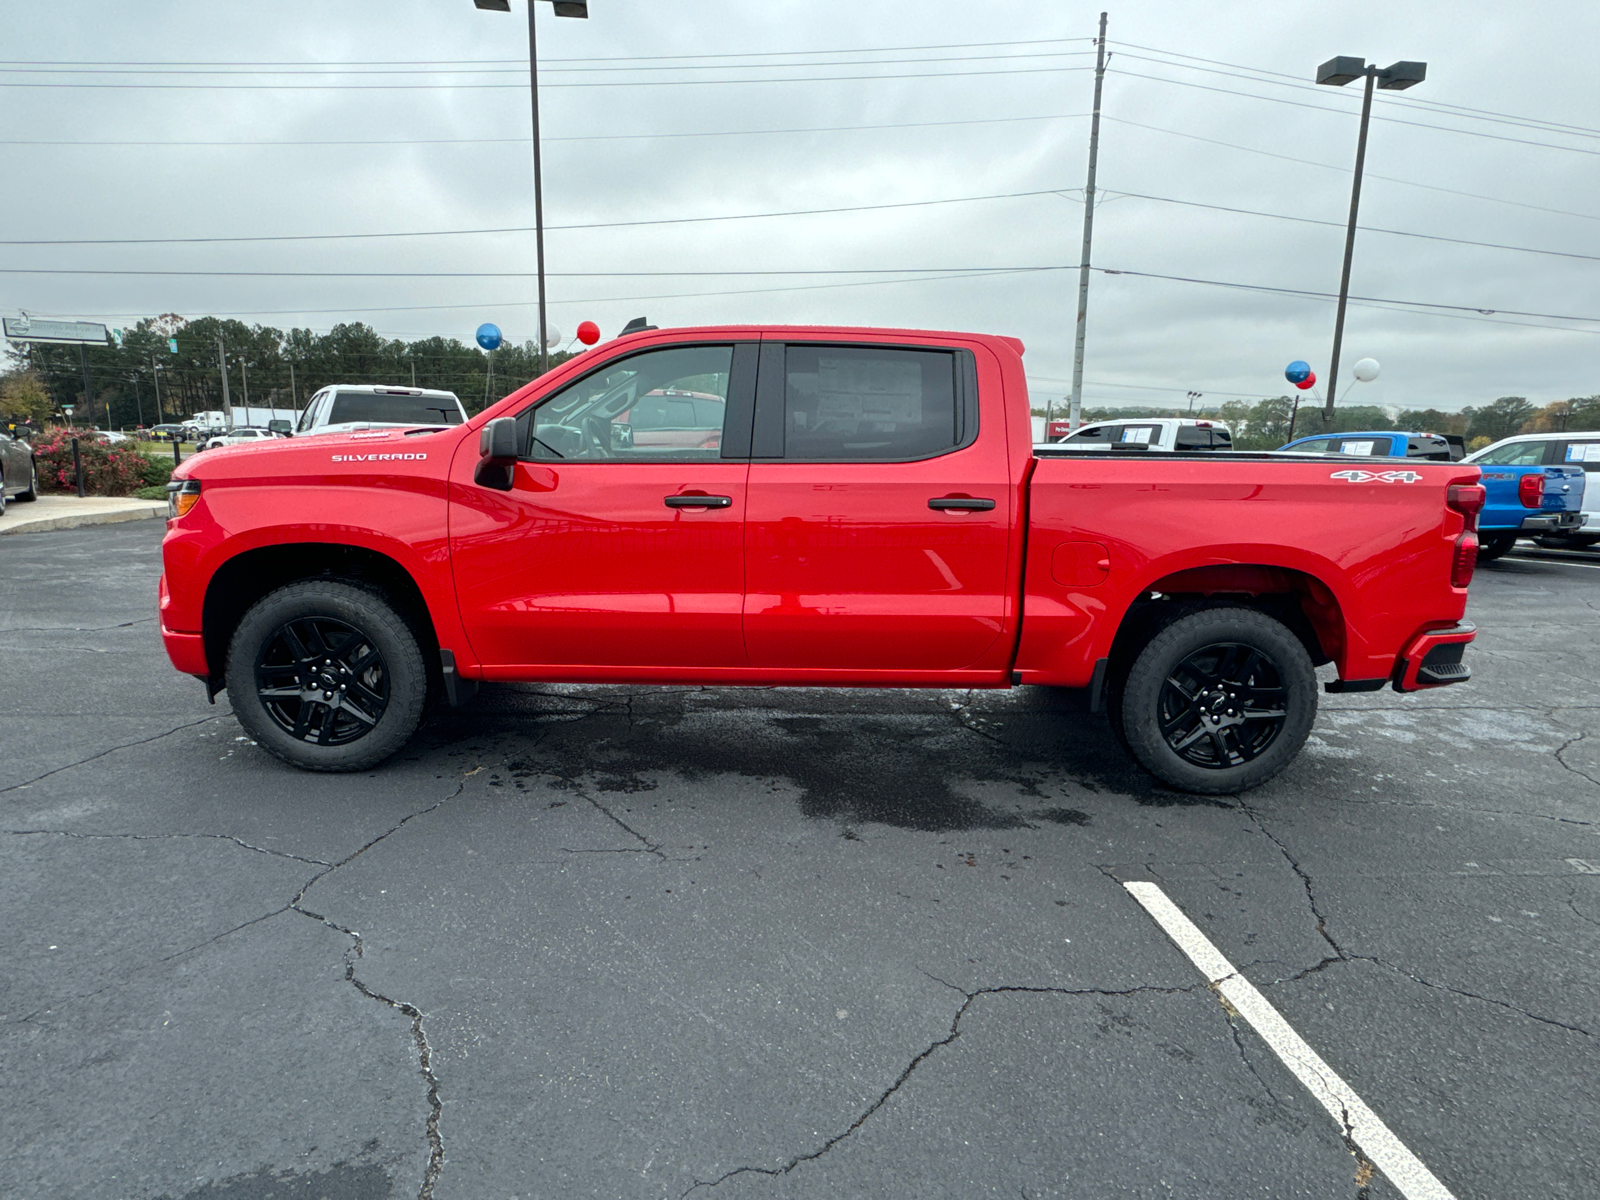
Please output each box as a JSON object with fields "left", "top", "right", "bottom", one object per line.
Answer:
{"left": 1277, "top": 430, "right": 1460, "bottom": 461}
{"left": 295, "top": 385, "right": 466, "bottom": 436}
{"left": 1046, "top": 417, "right": 1232, "bottom": 451}
{"left": 149, "top": 423, "right": 188, "bottom": 442}
{"left": 159, "top": 324, "right": 1481, "bottom": 794}
{"left": 0, "top": 425, "right": 39, "bottom": 515}
{"left": 200, "top": 427, "right": 280, "bottom": 451}
{"left": 1465, "top": 433, "right": 1593, "bottom": 555}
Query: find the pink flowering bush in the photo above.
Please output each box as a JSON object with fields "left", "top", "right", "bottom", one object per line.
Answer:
{"left": 32, "top": 427, "right": 147, "bottom": 496}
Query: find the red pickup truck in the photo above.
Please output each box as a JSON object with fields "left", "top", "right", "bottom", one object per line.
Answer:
{"left": 159, "top": 324, "right": 1482, "bottom": 794}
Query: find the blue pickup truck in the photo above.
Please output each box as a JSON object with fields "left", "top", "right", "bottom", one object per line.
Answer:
{"left": 1465, "top": 434, "right": 1591, "bottom": 556}
{"left": 1278, "top": 429, "right": 1463, "bottom": 460}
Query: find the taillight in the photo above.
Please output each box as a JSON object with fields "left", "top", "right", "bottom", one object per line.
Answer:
{"left": 1518, "top": 473, "right": 1544, "bottom": 508}
{"left": 1452, "top": 532, "right": 1478, "bottom": 588}
{"left": 1447, "top": 483, "right": 1485, "bottom": 532}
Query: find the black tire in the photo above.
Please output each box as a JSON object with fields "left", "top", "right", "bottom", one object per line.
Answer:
{"left": 1477, "top": 532, "right": 1517, "bottom": 561}
{"left": 1118, "top": 607, "right": 1317, "bottom": 795}
{"left": 15, "top": 457, "right": 38, "bottom": 502}
{"left": 0, "top": 470, "right": 7, "bottom": 517}
{"left": 225, "top": 580, "right": 428, "bottom": 772}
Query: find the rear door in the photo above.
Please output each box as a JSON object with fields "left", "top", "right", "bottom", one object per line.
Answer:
{"left": 450, "top": 341, "right": 757, "bottom": 672}
{"left": 1555, "top": 437, "right": 1600, "bottom": 529}
{"left": 742, "top": 339, "right": 1013, "bottom": 672}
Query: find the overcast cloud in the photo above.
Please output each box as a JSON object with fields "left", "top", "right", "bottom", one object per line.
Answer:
{"left": 3, "top": 0, "right": 1597, "bottom": 412}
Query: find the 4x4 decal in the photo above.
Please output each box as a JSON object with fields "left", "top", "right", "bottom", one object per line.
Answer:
{"left": 1330, "top": 468, "right": 1423, "bottom": 483}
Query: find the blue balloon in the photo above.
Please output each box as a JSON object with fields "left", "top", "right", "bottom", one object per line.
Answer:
{"left": 1285, "top": 360, "right": 1311, "bottom": 384}
{"left": 475, "top": 322, "right": 503, "bottom": 352}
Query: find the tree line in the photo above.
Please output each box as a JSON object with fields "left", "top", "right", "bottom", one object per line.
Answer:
{"left": 1, "top": 313, "right": 577, "bottom": 429}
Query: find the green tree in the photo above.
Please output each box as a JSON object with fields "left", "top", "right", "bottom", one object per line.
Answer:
{"left": 1395, "top": 408, "right": 1468, "bottom": 435}
{"left": 1467, "top": 396, "right": 1534, "bottom": 444}
{"left": 1, "top": 369, "right": 53, "bottom": 424}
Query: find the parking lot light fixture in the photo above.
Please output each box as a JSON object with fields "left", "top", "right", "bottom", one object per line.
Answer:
{"left": 1315, "top": 55, "right": 1426, "bottom": 428}
{"left": 473, "top": 0, "right": 590, "bottom": 376}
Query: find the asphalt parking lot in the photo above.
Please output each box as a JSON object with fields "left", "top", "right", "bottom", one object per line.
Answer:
{"left": 3, "top": 522, "right": 1596, "bottom": 1200}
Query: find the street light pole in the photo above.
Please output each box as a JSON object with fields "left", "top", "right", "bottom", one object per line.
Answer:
{"left": 474, "top": 0, "right": 588, "bottom": 379}
{"left": 1315, "top": 55, "right": 1425, "bottom": 427}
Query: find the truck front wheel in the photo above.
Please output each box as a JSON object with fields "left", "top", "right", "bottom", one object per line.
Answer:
{"left": 1118, "top": 607, "right": 1317, "bottom": 795}
{"left": 225, "top": 580, "right": 429, "bottom": 772}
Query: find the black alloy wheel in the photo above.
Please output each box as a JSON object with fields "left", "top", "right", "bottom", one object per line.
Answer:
{"left": 1157, "top": 642, "right": 1287, "bottom": 769}
{"left": 226, "top": 580, "right": 428, "bottom": 771}
{"left": 1117, "top": 606, "right": 1317, "bottom": 794}
{"left": 255, "top": 616, "right": 390, "bottom": 747}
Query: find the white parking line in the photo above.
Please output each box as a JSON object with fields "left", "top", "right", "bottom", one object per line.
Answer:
{"left": 1503, "top": 555, "right": 1600, "bottom": 571}
{"left": 1123, "top": 881, "right": 1457, "bottom": 1200}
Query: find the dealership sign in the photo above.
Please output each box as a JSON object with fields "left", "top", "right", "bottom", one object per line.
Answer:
{"left": 2, "top": 315, "right": 110, "bottom": 345}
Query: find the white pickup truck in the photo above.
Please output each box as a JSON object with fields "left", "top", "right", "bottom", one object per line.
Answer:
{"left": 1048, "top": 417, "right": 1233, "bottom": 451}
{"left": 295, "top": 384, "right": 467, "bottom": 436}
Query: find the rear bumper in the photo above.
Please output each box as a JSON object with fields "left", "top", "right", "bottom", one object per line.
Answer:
{"left": 1393, "top": 622, "right": 1476, "bottom": 692}
{"left": 162, "top": 627, "right": 209, "bottom": 677}
{"left": 1518, "top": 512, "right": 1586, "bottom": 532}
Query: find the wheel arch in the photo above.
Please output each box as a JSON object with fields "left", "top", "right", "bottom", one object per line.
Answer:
{"left": 202, "top": 542, "right": 441, "bottom": 695}
{"left": 1107, "top": 563, "right": 1347, "bottom": 687}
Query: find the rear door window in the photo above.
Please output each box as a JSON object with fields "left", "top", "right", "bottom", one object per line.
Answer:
{"left": 777, "top": 345, "right": 961, "bottom": 462}
{"left": 1560, "top": 440, "right": 1600, "bottom": 472}
{"left": 328, "top": 391, "right": 463, "bottom": 426}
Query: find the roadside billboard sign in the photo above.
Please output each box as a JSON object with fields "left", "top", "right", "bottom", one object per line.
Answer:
{"left": 2, "top": 316, "right": 110, "bottom": 345}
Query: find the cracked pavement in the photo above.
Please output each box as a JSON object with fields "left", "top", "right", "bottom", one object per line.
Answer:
{"left": 3, "top": 524, "right": 1597, "bottom": 1199}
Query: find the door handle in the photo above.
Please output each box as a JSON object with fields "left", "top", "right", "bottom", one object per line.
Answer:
{"left": 664, "top": 494, "right": 733, "bottom": 509}
{"left": 928, "top": 496, "right": 996, "bottom": 511}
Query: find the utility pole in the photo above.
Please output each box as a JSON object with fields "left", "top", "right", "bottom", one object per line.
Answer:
{"left": 240, "top": 354, "right": 249, "bottom": 418}
{"left": 216, "top": 332, "right": 233, "bottom": 428}
{"left": 1067, "top": 11, "right": 1108, "bottom": 433}
{"left": 411, "top": 360, "right": 417, "bottom": 387}
{"left": 151, "top": 354, "right": 164, "bottom": 423}
{"left": 288, "top": 361, "right": 297, "bottom": 418}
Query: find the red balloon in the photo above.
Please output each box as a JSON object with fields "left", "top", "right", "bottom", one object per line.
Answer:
{"left": 576, "top": 320, "right": 600, "bottom": 346}
{"left": 1294, "top": 370, "right": 1317, "bottom": 391}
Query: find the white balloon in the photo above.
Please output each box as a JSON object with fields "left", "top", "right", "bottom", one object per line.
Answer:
{"left": 541, "top": 325, "right": 563, "bottom": 349}
{"left": 1352, "top": 357, "right": 1380, "bottom": 382}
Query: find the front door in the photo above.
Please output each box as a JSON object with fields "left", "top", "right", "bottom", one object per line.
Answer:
{"left": 451, "top": 341, "right": 756, "bottom": 672}
{"left": 742, "top": 341, "right": 1014, "bottom": 672}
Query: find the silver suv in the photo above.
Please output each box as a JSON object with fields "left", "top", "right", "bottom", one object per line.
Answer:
{"left": 296, "top": 385, "right": 467, "bottom": 435}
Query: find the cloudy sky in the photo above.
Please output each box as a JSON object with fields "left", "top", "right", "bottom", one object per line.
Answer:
{"left": 4, "top": 0, "right": 1597, "bottom": 412}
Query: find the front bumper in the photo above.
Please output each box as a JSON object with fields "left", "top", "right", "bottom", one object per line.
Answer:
{"left": 1394, "top": 622, "right": 1476, "bottom": 691}
{"left": 1518, "top": 511, "right": 1587, "bottom": 532}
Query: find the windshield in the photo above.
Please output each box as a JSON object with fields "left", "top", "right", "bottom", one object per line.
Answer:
{"left": 327, "top": 391, "right": 462, "bottom": 426}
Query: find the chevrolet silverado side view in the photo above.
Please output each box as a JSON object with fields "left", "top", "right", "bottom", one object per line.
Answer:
{"left": 159, "top": 325, "right": 1483, "bottom": 794}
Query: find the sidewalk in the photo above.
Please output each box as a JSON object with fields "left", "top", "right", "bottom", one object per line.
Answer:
{"left": 0, "top": 494, "right": 166, "bottom": 536}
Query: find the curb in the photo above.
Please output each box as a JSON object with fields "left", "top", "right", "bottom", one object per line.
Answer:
{"left": 0, "top": 501, "right": 166, "bottom": 536}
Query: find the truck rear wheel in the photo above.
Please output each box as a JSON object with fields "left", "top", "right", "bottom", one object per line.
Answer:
{"left": 225, "top": 580, "right": 428, "bottom": 772}
{"left": 1118, "top": 607, "right": 1316, "bottom": 795}
{"left": 1476, "top": 532, "right": 1517, "bottom": 561}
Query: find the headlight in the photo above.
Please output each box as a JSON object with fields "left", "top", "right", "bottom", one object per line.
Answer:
{"left": 166, "top": 479, "right": 201, "bottom": 519}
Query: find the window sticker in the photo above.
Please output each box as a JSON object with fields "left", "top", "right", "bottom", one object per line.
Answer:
{"left": 1339, "top": 440, "right": 1377, "bottom": 455}
{"left": 816, "top": 356, "right": 924, "bottom": 426}
{"left": 1120, "top": 426, "right": 1155, "bottom": 444}
{"left": 1566, "top": 443, "right": 1600, "bottom": 462}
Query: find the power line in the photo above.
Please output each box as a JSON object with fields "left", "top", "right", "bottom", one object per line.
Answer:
{"left": 1101, "top": 190, "right": 1600, "bottom": 263}
{"left": 0, "top": 188, "right": 1079, "bottom": 246}
{"left": 1100, "top": 115, "right": 1600, "bottom": 224}
{"left": 0, "top": 49, "right": 1097, "bottom": 77}
{"left": 1107, "top": 39, "right": 1600, "bottom": 141}
{"left": 0, "top": 266, "right": 1065, "bottom": 278}
{"left": 0, "top": 111, "right": 1088, "bottom": 149}
{"left": 0, "top": 64, "right": 1096, "bottom": 90}
{"left": 1109, "top": 66, "right": 1600, "bottom": 158}
{"left": 1095, "top": 266, "right": 1600, "bottom": 327}
{"left": 0, "top": 37, "right": 1094, "bottom": 69}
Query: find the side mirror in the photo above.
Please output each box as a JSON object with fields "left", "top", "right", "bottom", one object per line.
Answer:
{"left": 267, "top": 419, "right": 291, "bottom": 436}
{"left": 474, "top": 416, "right": 520, "bottom": 491}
